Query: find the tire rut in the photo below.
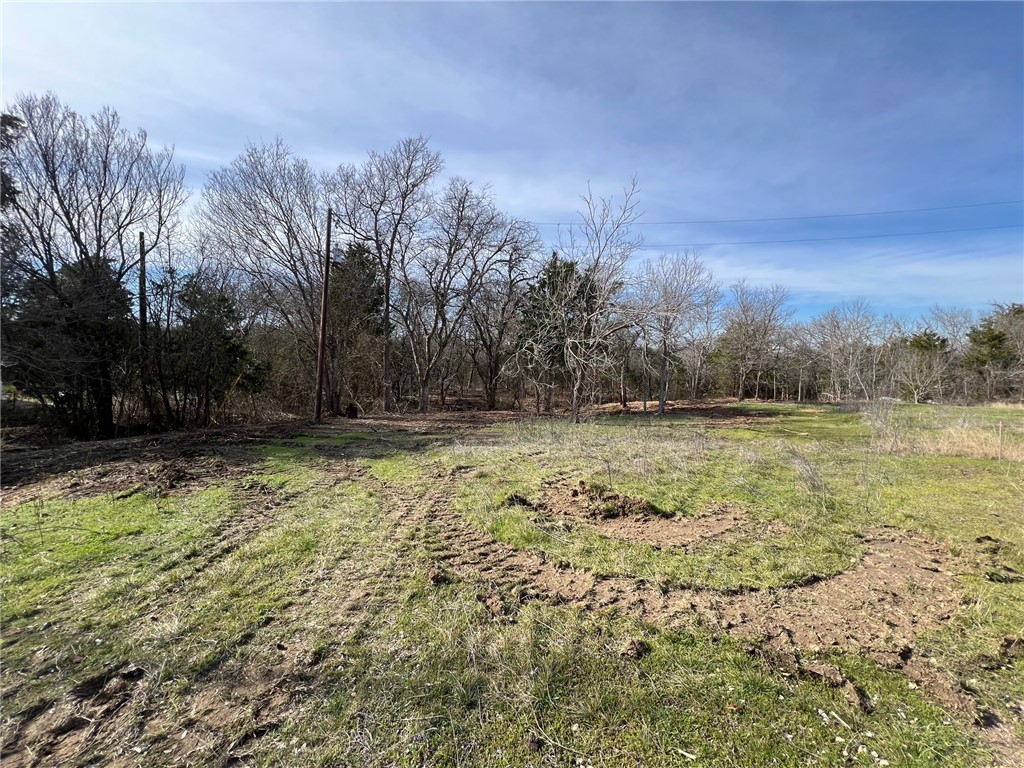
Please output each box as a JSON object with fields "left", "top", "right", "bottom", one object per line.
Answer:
{"left": 369, "top": 471, "right": 1021, "bottom": 765}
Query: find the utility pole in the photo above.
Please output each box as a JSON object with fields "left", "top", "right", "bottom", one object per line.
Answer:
{"left": 313, "top": 207, "right": 333, "bottom": 423}
{"left": 138, "top": 232, "right": 152, "bottom": 422}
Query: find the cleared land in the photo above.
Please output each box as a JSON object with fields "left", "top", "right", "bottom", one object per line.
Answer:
{"left": 1, "top": 401, "right": 1022, "bottom": 767}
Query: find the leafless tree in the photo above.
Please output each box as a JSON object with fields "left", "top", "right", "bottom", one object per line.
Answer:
{"left": 639, "top": 251, "right": 718, "bottom": 414}
{"left": 718, "top": 281, "right": 793, "bottom": 400}
{"left": 198, "top": 138, "right": 330, "bottom": 387}
{"left": 393, "top": 178, "right": 534, "bottom": 412}
{"left": 554, "top": 178, "right": 644, "bottom": 422}
{"left": 465, "top": 229, "right": 539, "bottom": 410}
{"left": 809, "top": 300, "right": 880, "bottom": 401}
{"left": 2, "top": 93, "right": 186, "bottom": 437}
{"left": 333, "top": 137, "right": 443, "bottom": 412}
{"left": 893, "top": 323, "right": 951, "bottom": 404}
{"left": 929, "top": 306, "right": 974, "bottom": 399}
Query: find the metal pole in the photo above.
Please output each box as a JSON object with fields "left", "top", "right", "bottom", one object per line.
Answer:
{"left": 313, "top": 207, "right": 333, "bottom": 423}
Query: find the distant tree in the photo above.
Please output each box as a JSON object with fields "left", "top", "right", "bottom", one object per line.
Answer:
{"left": 555, "top": 179, "right": 643, "bottom": 422}
{"left": 198, "top": 138, "right": 331, "bottom": 401}
{"left": 516, "top": 253, "right": 587, "bottom": 415}
{"left": 639, "top": 251, "right": 718, "bottom": 414}
{"left": 928, "top": 306, "right": 974, "bottom": 400}
{"left": 894, "top": 328, "right": 950, "bottom": 404}
{"left": 326, "top": 241, "right": 386, "bottom": 412}
{"left": 1, "top": 113, "right": 24, "bottom": 209}
{"left": 149, "top": 271, "right": 260, "bottom": 427}
{"left": 1, "top": 93, "right": 185, "bottom": 437}
{"left": 965, "top": 304, "right": 1024, "bottom": 400}
{"left": 334, "top": 137, "right": 443, "bottom": 412}
{"left": 716, "top": 281, "right": 792, "bottom": 400}
{"left": 391, "top": 178, "right": 533, "bottom": 412}
{"left": 809, "top": 300, "right": 880, "bottom": 401}
{"left": 3, "top": 259, "right": 134, "bottom": 438}
{"left": 465, "top": 237, "right": 537, "bottom": 411}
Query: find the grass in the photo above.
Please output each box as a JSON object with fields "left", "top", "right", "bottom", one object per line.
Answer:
{"left": 270, "top": 576, "right": 979, "bottom": 767}
{"left": 2, "top": 400, "right": 1021, "bottom": 766}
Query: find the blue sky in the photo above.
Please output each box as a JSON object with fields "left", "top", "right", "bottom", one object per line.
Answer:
{"left": 3, "top": 1, "right": 1022, "bottom": 319}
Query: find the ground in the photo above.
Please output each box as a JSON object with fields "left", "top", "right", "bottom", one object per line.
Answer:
{"left": 1, "top": 400, "right": 1022, "bottom": 767}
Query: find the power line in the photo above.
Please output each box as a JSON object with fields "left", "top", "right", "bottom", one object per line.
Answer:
{"left": 531, "top": 199, "right": 1024, "bottom": 226}
{"left": 638, "top": 223, "right": 1023, "bottom": 248}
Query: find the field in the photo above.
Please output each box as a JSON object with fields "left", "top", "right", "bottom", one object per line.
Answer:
{"left": 1, "top": 401, "right": 1022, "bottom": 767}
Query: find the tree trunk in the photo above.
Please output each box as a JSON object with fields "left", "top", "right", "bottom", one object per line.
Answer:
{"left": 382, "top": 272, "right": 393, "bottom": 413}
{"left": 95, "top": 361, "right": 115, "bottom": 439}
{"left": 658, "top": 339, "right": 669, "bottom": 416}
{"left": 571, "top": 379, "right": 583, "bottom": 424}
{"left": 486, "top": 360, "right": 500, "bottom": 410}
{"left": 419, "top": 382, "right": 430, "bottom": 413}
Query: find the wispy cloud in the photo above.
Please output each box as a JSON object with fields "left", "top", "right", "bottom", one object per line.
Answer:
{"left": 3, "top": 1, "right": 1020, "bottom": 316}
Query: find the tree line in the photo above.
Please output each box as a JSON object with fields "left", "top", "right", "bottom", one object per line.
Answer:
{"left": 2, "top": 93, "right": 1022, "bottom": 439}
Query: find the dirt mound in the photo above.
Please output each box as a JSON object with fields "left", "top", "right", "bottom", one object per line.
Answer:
{"left": 378, "top": 478, "right": 1010, "bottom": 753}
{"left": 1, "top": 450, "right": 262, "bottom": 509}
{"left": 711, "top": 529, "right": 958, "bottom": 669}
{"left": 504, "top": 482, "right": 746, "bottom": 548}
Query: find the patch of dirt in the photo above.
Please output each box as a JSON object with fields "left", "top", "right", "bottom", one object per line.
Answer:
{"left": 1, "top": 662, "right": 151, "bottom": 768}
{"left": 717, "top": 528, "right": 959, "bottom": 662}
{"left": 590, "top": 397, "right": 794, "bottom": 426}
{"left": 505, "top": 481, "right": 746, "bottom": 548}
{"left": 375, "top": 476, "right": 1021, "bottom": 763}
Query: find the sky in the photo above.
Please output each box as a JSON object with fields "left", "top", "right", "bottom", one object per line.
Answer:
{"left": 3, "top": 1, "right": 1022, "bottom": 320}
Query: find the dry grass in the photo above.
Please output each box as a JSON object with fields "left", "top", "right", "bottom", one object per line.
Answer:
{"left": 911, "top": 426, "right": 1024, "bottom": 462}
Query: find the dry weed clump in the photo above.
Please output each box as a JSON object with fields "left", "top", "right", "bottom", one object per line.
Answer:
{"left": 859, "top": 400, "right": 1023, "bottom": 462}
{"left": 912, "top": 426, "right": 1023, "bottom": 463}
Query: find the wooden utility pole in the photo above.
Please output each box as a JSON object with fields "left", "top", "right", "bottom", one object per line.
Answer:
{"left": 313, "top": 208, "right": 333, "bottom": 423}
{"left": 138, "top": 233, "right": 148, "bottom": 350}
{"left": 138, "top": 232, "right": 152, "bottom": 421}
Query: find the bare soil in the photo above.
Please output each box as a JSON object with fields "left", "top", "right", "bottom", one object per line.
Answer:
{"left": 514, "top": 480, "right": 748, "bottom": 548}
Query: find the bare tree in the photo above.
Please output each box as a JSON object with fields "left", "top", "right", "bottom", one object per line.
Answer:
{"left": 929, "top": 306, "right": 974, "bottom": 399}
{"left": 893, "top": 325, "right": 951, "bottom": 404}
{"left": 809, "top": 300, "right": 879, "bottom": 402}
{"left": 2, "top": 93, "right": 186, "bottom": 437}
{"left": 718, "top": 281, "right": 793, "bottom": 400}
{"left": 393, "top": 178, "right": 533, "bottom": 412}
{"left": 333, "top": 137, "right": 443, "bottom": 412}
{"left": 639, "top": 251, "right": 718, "bottom": 414}
{"left": 198, "top": 139, "right": 330, "bottom": 391}
{"left": 465, "top": 232, "right": 539, "bottom": 410}
{"left": 554, "top": 179, "right": 644, "bottom": 422}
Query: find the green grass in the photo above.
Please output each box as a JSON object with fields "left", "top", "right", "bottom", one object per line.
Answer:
{"left": 407, "top": 420, "right": 864, "bottom": 591}
{"left": 259, "top": 566, "right": 981, "bottom": 768}
{"left": 2, "top": 403, "right": 1020, "bottom": 766}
